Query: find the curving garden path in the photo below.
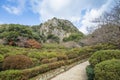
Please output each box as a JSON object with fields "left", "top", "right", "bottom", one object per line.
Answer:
{"left": 50, "top": 61, "right": 89, "bottom": 80}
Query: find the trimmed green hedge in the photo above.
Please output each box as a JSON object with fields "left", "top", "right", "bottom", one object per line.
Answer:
{"left": 0, "top": 54, "right": 3, "bottom": 71}
{"left": 0, "top": 53, "right": 90, "bottom": 80}
{"left": 0, "top": 70, "right": 23, "bottom": 80}
{"left": 86, "top": 65, "right": 94, "bottom": 80}
{"left": 89, "top": 50, "right": 120, "bottom": 67}
{"left": 0, "top": 61, "right": 65, "bottom": 80}
{"left": 88, "top": 43, "right": 117, "bottom": 50}
{"left": 22, "top": 61, "right": 65, "bottom": 79}
{"left": 94, "top": 59, "right": 120, "bottom": 80}
{"left": 24, "top": 54, "right": 90, "bottom": 79}
{"left": 0, "top": 54, "right": 4, "bottom": 62}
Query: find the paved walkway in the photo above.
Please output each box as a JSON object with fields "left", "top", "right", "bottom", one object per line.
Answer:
{"left": 50, "top": 61, "right": 89, "bottom": 80}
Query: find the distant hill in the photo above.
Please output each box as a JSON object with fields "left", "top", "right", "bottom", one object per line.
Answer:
{"left": 32, "top": 17, "right": 84, "bottom": 43}
{"left": 0, "top": 17, "right": 84, "bottom": 47}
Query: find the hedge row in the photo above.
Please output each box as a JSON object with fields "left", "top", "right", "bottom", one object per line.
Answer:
{"left": 0, "top": 54, "right": 90, "bottom": 80}
{"left": 65, "top": 54, "right": 90, "bottom": 65}
{"left": 0, "top": 54, "right": 4, "bottom": 62}
{"left": 0, "top": 61, "right": 65, "bottom": 80}
{"left": 89, "top": 50, "right": 120, "bottom": 67}
{"left": 0, "top": 43, "right": 116, "bottom": 70}
{"left": 0, "top": 70, "right": 23, "bottom": 80}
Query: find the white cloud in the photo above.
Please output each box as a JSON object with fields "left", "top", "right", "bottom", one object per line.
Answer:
{"left": 30, "top": 0, "right": 111, "bottom": 34}
{"left": 80, "top": 0, "right": 113, "bottom": 34}
{"left": 2, "top": 0, "right": 26, "bottom": 15}
{"left": 30, "top": 0, "right": 105, "bottom": 22}
{"left": 2, "top": 6, "right": 21, "bottom": 15}
{"left": 2, "top": 0, "right": 113, "bottom": 34}
{"left": 48, "top": 0, "right": 71, "bottom": 12}
{"left": 30, "top": 0, "right": 77, "bottom": 21}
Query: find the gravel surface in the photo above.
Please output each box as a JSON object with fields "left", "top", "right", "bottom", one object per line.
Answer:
{"left": 50, "top": 61, "right": 89, "bottom": 80}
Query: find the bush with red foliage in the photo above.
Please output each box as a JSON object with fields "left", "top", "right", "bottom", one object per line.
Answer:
{"left": 25, "top": 39, "right": 41, "bottom": 49}
{"left": 3, "top": 55, "right": 33, "bottom": 70}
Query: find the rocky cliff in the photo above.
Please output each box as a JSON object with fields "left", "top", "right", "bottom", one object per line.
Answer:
{"left": 32, "top": 17, "right": 83, "bottom": 43}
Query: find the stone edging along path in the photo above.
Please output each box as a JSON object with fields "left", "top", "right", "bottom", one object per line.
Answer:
{"left": 30, "top": 59, "right": 89, "bottom": 80}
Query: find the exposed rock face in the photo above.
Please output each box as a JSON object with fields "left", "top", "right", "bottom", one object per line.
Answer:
{"left": 38, "top": 17, "right": 81, "bottom": 43}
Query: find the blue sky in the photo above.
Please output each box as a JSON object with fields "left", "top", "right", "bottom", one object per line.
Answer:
{"left": 0, "top": 0, "right": 114, "bottom": 34}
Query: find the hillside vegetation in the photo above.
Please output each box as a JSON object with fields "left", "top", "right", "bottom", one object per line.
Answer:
{"left": 0, "top": 43, "right": 117, "bottom": 80}
{"left": 0, "top": 18, "right": 84, "bottom": 48}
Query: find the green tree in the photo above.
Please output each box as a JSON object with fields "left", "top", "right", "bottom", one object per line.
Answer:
{"left": 63, "top": 33, "right": 84, "bottom": 42}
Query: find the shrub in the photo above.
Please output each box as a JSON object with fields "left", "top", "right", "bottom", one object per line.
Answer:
{"left": 94, "top": 59, "right": 120, "bottom": 80}
{"left": 0, "top": 24, "right": 37, "bottom": 46}
{"left": 65, "top": 50, "right": 78, "bottom": 59}
{"left": 57, "top": 54, "right": 68, "bottom": 60}
{"left": 89, "top": 50, "right": 120, "bottom": 67}
{"left": 22, "top": 61, "right": 65, "bottom": 79}
{"left": 0, "top": 54, "right": 4, "bottom": 62}
{"left": 41, "top": 57, "right": 61, "bottom": 64}
{"left": 0, "top": 70, "right": 23, "bottom": 80}
{"left": 28, "top": 51, "right": 57, "bottom": 62}
{"left": 48, "top": 61, "right": 65, "bottom": 69}
{"left": 43, "top": 52, "right": 57, "bottom": 58}
{"left": 49, "top": 58, "right": 58, "bottom": 63}
{"left": 0, "top": 63, "right": 3, "bottom": 71}
{"left": 67, "top": 53, "right": 78, "bottom": 59}
{"left": 31, "top": 58, "right": 40, "bottom": 66}
{"left": 70, "top": 48, "right": 80, "bottom": 54}
{"left": 86, "top": 65, "right": 94, "bottom": 80}
{"left": 42, "top": 43, "right": 65, "bottom": 49}
{"left": 76, "top": 47, "right": 93, "bottom": 56}
{"left": 78, "top": 44, "right": 116, "bottom": 55}
{"left": 3, "top": 55, "right": 33, "bottom": 70}
{"left": 41, "top": 58, "right": 50, "bottom": 64}
{"left": 0, "top": 47, "right": 10, "bottom": 54}
{"left": 25, "top": 39, "right": 41, "bottom": 49}
{"left": 28, "top": 52, "right": 45, "bottom": 61}
{"left": 65, "top": 54, "right": 89, "bottom": 65}
{"left": 0, "top": 61, "right": 65, "bottom": 80}
{"left": 89, "top": 43, "right": 117, "bottom": 50}
{"left": 63, "top": 33, "right": 84, "bottom": 42}
{"left": 78, "top": 43, "right": 117, "bottom": 55}
{"left": 22, "top": 64, "right": 49, "bottom": 79}
{"left": 66, "top": 58, "right": 79, "bottom": 65}
{"left": 0, "top": 54, "right": 4, "bottom": 71}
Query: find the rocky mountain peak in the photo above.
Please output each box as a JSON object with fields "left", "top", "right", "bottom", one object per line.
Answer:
{"left": 37, "top": 17, "right": 83, "bottom": 43}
